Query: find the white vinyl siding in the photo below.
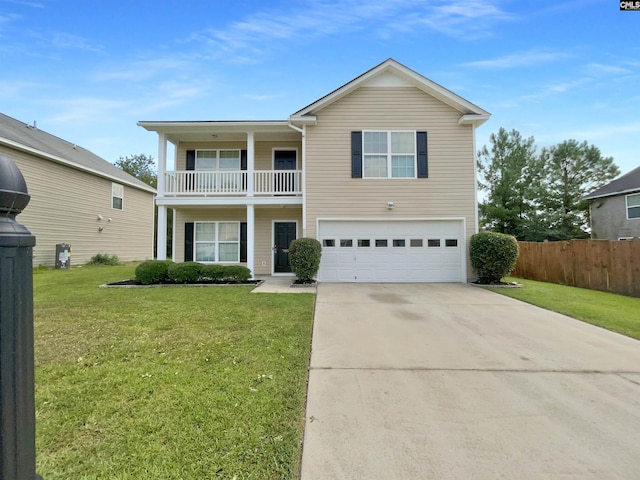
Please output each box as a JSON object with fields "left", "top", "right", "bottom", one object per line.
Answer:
{"left": 363, "top": 131, "right": 416, "bottom": 179}
{"left": 627, "top": 193, "right": 640, "bottom": 219}
{"left": 194, "top": 221, "right": 240, "bottom": 263}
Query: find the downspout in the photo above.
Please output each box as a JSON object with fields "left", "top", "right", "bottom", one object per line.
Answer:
{"left": 288, "top": 121, "right": 307, "bottom": 237}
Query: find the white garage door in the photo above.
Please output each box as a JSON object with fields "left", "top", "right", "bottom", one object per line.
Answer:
{"left": 317, "top": 220, "right": 464, "bottom": 283}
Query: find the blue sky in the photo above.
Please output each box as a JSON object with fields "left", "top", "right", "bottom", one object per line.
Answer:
{"left": 1, "top": 0, "right": 638, "bottom": 175}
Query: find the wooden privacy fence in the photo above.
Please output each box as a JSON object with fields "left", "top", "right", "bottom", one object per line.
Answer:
{"left": 513, "top": 239, "right": 640, "bottom": 298}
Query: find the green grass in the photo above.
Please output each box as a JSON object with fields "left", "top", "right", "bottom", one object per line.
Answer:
{"left": 487, "top": 277, "right": 640, "bottom": 340}
{"left": 34, "top": 265, "right": 315, "bottom": 479}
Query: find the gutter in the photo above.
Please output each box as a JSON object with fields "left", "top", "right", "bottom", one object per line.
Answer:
{"left": 287, "top": 121, "right": 308, "bottom": 237}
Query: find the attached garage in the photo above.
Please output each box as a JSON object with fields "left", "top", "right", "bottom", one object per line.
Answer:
{"left": 317, "top": 219, "right": 465, "bottom": 283}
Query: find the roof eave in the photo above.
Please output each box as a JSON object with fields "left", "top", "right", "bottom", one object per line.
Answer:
{"left": 584, "top": 187, "right": 640, "bottom": 201}
{"left": 458, "top": 114, "right": 491, "bottom": 126}
{"left": 0, "top": 136, "right": 156, "bottom": 194}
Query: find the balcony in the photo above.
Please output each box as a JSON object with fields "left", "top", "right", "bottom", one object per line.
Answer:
{"left": 164, "top": 170, "right": 302, "bottom": 196}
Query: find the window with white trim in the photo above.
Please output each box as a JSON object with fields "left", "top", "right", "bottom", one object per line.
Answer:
{"left": 363, "top": 131, "right": 416, "bottom": 178}
{"left": 196, "top": 150, "right": 241, "bottom": 170}
{"left": 627, "top": 193, "right": 640, "bottom": 219}
{"left": 112, "top": 183, "right": 123, "bottom": 210}
{"left": 194, "top": 222, "right": 240, "bottom": 263}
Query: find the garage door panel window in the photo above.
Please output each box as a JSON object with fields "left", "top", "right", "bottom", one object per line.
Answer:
{"left": 340, "top": 239, "right": 353, "bottom": 247}
{"left": 358, "top": 239, "right": 371, "bottom": 247}
{"left": 194, "top": 221, "right": 240, "bottom": 263}
{"left": 323, "top": 239, "right": 335, "bottom": 247}
{"left": 445, "top": 239, "right": 458, "bottom": 247}
{"left": 375, "top": 239, "right": 388, "bottom": 247}
{"left": 410, "top": 239, "right": 423, "bottom": 247}
{"left": 428, "top": 239, "right": 441, "bottom": 247}
{"left": 393, "top": 239, "right": 405, "bottom": 247}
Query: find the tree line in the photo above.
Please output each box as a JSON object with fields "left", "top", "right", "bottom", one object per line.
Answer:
{"left": 477, "top": 127, "right": 619, "bottom": 241}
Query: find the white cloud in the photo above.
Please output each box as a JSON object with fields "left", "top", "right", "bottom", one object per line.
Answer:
{"left": 44, "top": 97, "right": 130, "bottom": 124}
{"left": 187, "top": 0, "right": 512, "bottom": 61}
{"left": 92, "top": 58, "right": 191, "bottom": 82}
{"left": 463, "top": 50, "right": 572, "bottom": 69}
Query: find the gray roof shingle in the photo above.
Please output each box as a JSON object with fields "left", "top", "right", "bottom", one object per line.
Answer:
{"left": 0, "top": 113, "right": 155, "bottom": 193}
{"left": 584, "top": 165, "right": 640, "bottom": 200}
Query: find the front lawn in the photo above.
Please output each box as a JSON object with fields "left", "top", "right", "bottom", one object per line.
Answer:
{"left": 34, "top": 265, "right": 315, "bottom": 479}
{"left": 488, "top": 277, "right": 640, "bottom": 340}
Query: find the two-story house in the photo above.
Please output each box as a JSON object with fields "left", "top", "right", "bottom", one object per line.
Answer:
{"left": 138, "top": 59, "right": 490, "bottom": 282}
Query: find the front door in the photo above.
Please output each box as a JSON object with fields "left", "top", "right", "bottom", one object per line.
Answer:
{"left": 274, "top": 222, "right": 297, "bottom": 273}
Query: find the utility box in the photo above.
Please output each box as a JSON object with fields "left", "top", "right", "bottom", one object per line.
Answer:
{"left": 55, "top": 243, "right": 71, "bottom": 269}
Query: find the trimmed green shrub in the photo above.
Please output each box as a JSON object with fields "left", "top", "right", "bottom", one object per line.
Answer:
{"left": 134, "top": 260, "right": 174, "bottom": 285}
{"left": 200, "top": 264, "right": 226, "bottom": 281}
{"left": 288, "top": 238, "right": 322, "bottom": 282}
{"left": 167, "top": 262, "right": 203, "bottom": 284}
{"left": 87, "top": 253, "right": 120, "bottom": 266}
{"left": 221, "top": 265, "right": 252, "bottom": 282}
{"left": 470, "top": 232, "right": 519, "bottom": 284}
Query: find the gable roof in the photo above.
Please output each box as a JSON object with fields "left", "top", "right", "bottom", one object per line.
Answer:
{"left": 290, "top": 58, "right": 490, "bottom": 125}
{"left": 584, "top": 165, "right": 640, "bottom": 200}
{"left": 0, "top": 113, "right": 156, "bottom": 193}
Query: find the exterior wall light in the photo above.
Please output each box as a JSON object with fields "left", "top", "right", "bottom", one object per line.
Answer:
{"left": 387, "top": 201, "right": 395, "bottom": 210}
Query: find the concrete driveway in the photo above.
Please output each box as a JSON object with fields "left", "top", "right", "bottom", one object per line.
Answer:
{"left": 300, "top": 283, "right": 640, "bottom": 479}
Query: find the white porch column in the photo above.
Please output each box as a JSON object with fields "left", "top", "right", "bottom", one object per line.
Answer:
{"left": 156, "top": 133, "right": 167, "bottom": 260}
{"left": 247, "top": 131, "right": 255, "bottom": 196}
{"left": 246, "top": 204, "right": 255, "bottom": 278}
{"left": 157, "top": 206, "right": 167, "bottom": 260}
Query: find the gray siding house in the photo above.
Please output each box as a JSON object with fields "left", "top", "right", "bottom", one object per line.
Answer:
{"left": 585, "top": 165, "right": 640, "bottom": 240}
{"left": 0, "top": 112, "right": 156, "bottom": 266}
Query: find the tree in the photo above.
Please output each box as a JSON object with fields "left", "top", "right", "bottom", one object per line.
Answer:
{"left": 539, "top": 140, "right": 619, "bottom": 240}
{"left": 477, "top": 128, "right": 543, "bottom": 239}
{"left": 114, "top": 154, "right": 157, "bottom": 188}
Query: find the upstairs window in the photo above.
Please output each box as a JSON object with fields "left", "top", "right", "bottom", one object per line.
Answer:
{"left": 627, "top": 193, "right": 640, "bottom": 219}
{"left": 363, "top": 131, "right": 416, "bottom": 179}
{"left": 196, "top": 150, "right": 241, "bottom": 170}
{"left": 112, "top": 183, "right": 123, "bottom": 210}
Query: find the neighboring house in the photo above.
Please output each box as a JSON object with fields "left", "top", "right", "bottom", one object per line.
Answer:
{"left": 139, "top": 59, "right": 490, "bottom": 282}
{"left": 584, "top": 165, "right": 640, "bottom": 240}
{"left": 0, "top": 112, "right": 156, "bottom": 266}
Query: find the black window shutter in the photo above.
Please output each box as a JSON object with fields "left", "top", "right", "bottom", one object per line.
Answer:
{"left": 417, "top": 131, "right": 428, "bottom": 178}
{"left": 240, "top": 222, "right": 247, "bottom": 262}
{"left": 186, "top": 150, "right": 196, "bottom": 171}
{"left": 351, "top": 131, "right": 362, "bottom": 178}
{"left": 184, "top": 222, "right": 194, "bottom": 261}
{"left": 240, "top": 150, "right": 247, "bottom": 170}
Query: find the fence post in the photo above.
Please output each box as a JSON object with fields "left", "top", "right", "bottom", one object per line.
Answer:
{"left": 0, "top": 154, "right": 40, "bottom": 479}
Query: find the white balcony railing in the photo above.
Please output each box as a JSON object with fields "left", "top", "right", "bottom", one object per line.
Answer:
{"left": 164, "top": 170, "right": 302, "bottom": 196}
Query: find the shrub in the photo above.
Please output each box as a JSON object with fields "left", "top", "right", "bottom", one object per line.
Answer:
{"left": 200, "top": 265, "right": 251, "bottom": 282}
{"left": 288, "top": 238, "right": 322, "bottom": 282}
{"left": 200, "top": 264, "right": 225, "bottom": 281}
{"left": 469, "top": 232, "right": 519, "bottom": 284}
{"left": 167, "top": 262, "right": 203, "bottom": 284}
{"left": 221, "top": 265, "right": 252, "bottom": 282}
{"left": 87, "top": 253, "right": 120, "bottom": 266}
{"left": 134, "top": 260, "right": 174, "bottom": 285}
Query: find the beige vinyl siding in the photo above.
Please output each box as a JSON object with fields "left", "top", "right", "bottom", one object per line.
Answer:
{"left": 176, "top": 141, "right": 302, "bottom": 171}
{"left": 2, "top": 145, "right": 155, "bottom": 266}
{"left": 304, "top": 86, "right": 477, "bottom": 279}
{"left": 174, "top": 207, "right": 302, "bottom": 274}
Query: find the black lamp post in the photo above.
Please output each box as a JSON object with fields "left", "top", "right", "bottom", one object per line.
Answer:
{"left": 0, "top": 153, "right": 39, "bottom": 479}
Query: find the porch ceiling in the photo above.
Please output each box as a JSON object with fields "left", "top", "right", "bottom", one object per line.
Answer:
{"left": 137, "top": 121, "right": 302, "bottom": 143}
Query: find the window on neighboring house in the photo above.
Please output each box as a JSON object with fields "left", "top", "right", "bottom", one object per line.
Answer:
{"left": 112, "top": 183, "right": 123, "bottom": 210}
{"left": 194, "top": 222, "right": 240, "bottom": 263}
{"left": 627, "top": 193, "right": 640, "bottom": 219}
{"left": 363, "top": 131, "right": 416, "bottom": 179}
